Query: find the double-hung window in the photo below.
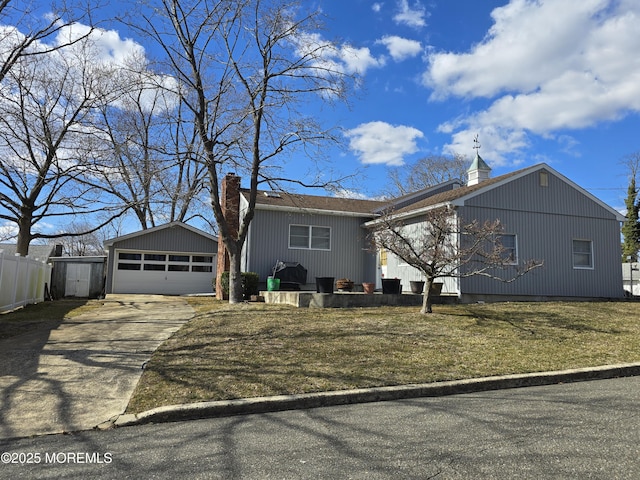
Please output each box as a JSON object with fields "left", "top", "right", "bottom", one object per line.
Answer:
{"left": 498, "top": 234, "right": 518, "bottom": 264}
{"left": 289, "top": 225, "right": 331, "bottom": 250}
{"left": 573, "top": 239, "right": 593, "bottom": 269}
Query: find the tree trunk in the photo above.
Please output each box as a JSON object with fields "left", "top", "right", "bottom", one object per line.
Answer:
{"left": 420, "top": 278, "right": 434, "bottom": 314}
{"left": 228, "top": 250, "right": 244, "bottom": 304}
{"left": 16, "top": 212, "right": 33, "bottom": 256}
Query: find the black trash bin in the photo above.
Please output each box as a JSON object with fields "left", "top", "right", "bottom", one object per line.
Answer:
{"left": 315, "top": 277, "right": 334, "bottom": 294}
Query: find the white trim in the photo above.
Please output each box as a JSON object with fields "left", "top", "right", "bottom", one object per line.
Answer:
{"left": 572, "top": 238, "right": 594, "bottom": 270}
{"left": 363, "top": 202, "right": 453, "bottom": 227}
{"left": 499, "top": 233, "right": 518, "bottom": 265}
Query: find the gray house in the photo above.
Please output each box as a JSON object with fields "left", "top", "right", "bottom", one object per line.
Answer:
{"left": 239, "top": 189, "right": 384, "bottom": 289}
{"left": 104, "top": 222, "right": 217, "bottom": 295}
{"left": 225, "top": 155, "right": 624, "bottom": 301}
{"left": 372, "top": 159, "right": 625, "bottom": 301}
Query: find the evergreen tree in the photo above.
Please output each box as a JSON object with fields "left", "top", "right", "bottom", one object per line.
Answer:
{"left": 622, "top": 176, "right": 640, "bottom": 262}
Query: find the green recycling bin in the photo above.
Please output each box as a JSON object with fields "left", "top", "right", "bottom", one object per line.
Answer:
{"left": 267, "top": 277, "right": 280, "bottom": 291}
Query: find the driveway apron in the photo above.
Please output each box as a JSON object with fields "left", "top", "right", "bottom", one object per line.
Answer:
{"left": 0, "top": 295, "right": 194, "bottom": 439}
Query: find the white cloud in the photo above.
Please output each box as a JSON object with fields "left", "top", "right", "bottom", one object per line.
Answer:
{"left": 339, "top": 44, "right": 386, "bottom": 74}
{"left": 423, "top": 0, "right": 640, "bottom": 160}
{"left": 292, "top": 31, "right": 385, "bottom": 77}
{"left": 441, "top": 124, "right": 529, "bottom": 167}
{"left": 54, "top": 23, "right": 146, "bottom": 65}
{"left": 376, "top": 35, "right": 422, "bottom": 61}
{"left": 394, "top": 0, "right": 428, "bottom": 29}
{"left": 345, "top": 121, "right": 424, "bottom": 166}
{"left": 372, "top": 3, "right": 383, "bottom": 13}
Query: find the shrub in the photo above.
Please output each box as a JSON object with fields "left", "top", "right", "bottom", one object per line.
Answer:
{"left": 218, "top": 272, "right": 260, "bottom": 299}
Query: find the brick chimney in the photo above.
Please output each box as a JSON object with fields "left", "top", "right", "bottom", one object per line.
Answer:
{"left": 216, "top": 173, "right": 241, "bottom": 298}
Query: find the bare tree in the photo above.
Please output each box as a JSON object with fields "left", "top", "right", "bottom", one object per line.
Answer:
{"left": 387, "top": 153, "right": 469, "bottom": 196}
{"left": 0, "top": 28, "right": 128, "bottom": 255}
{"left": 0, "top": 0, "right": 95, "bottom": 84}
{"left": 55, "top": 221, "right": 104, "bottom": 256}
{"left": 160, "top": 99, "right": 211, "bottom": 227}
{"left": 130, "top": 0, "right": 355, "bottom": 302}
{"left": 90, "top": 77, "right": 211, "bottom": 230}
{"left": 369, "top": 207, "right": 543, "bottom": 314}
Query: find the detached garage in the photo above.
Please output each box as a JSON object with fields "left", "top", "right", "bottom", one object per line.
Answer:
{"left": 104, "top": 222, "right": 217, "bottom": 295}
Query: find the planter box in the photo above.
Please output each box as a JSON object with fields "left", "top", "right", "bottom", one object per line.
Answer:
{"left": 336, "top": 279, "right": 354, "bottom": 291}
{"left": 381, "top": 278, "right": 401, "bottom": 294}
{"left": 316, "top": 277, "right": 335, "bottom": 294}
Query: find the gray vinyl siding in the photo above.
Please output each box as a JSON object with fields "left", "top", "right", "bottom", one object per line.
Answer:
{"left": 244, "top": 207, "right": 377, "bottom": 286}
{"left": 464, "top": 169, "right": 618, "bottom": 220}
{"left": 109, "top": 226, "right": 217, "bottom": 252}
{"left": 458, "top": 169, "right": 623, "bottom": 297}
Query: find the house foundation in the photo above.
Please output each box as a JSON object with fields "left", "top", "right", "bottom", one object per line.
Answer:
{"left": 261, "top": 291, "right": 458, "bottom": 308}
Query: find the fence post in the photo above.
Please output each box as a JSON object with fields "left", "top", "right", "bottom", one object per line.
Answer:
{"left": 11, "top": 254, "right": 21, "bottom": 309}
{"left": 0, "top": 250, "right": 4, "bottom": 300}
{"left": 26, "top": 256, "right": 33, "bottom": 304}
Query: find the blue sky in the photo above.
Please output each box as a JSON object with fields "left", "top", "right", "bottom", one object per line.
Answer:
{"left": 2, "top": 0, "right": 640, "bottom": 241}
{"left": 305, "top": 0, "right": 640, "bottom": 212}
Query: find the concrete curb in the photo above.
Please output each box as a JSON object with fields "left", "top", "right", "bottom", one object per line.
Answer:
{"left": 112, "top": 362, "right": 640, "bottom": 429}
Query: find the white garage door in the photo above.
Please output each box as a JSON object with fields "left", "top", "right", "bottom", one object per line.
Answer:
{"left": 113, "top": 250, "right": 216, "bottom": 295}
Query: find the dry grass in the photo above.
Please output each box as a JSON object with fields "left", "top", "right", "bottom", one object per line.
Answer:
{"left": 0, "top": 299, "right": 102, "bottom": 340}
{"left": 126, "top": 299, "right": 640, "bottom": 413}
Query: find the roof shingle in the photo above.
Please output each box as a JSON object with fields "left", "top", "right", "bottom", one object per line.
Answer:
{"left": 242, "top": 189, "right": 386, "bottom": 215}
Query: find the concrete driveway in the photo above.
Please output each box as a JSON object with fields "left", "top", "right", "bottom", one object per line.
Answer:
{"left": 0, "top": 295, "right": 194, "bottom": 440}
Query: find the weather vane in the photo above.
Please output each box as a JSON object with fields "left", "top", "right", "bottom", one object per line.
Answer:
{"left": 473, "top": 134, "right": 481, "bottom": 152}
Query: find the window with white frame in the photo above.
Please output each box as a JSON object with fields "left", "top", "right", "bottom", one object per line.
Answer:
{"left": 498, "top": 234, "right": 518, "bottom": 264}
{"left": 572, "top": 239, "right": 593, "bottom": 269}
{"left": 289, "top": 225, "right": 331, "bottom": 250}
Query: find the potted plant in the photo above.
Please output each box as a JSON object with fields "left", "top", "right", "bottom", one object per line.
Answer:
{"left": 362, "top": 282, "right": 375, "bottom": 294}
{"left": 410, "top": 280, "right": 425, "bottom": 295}
{"left": 381, "top": 278, "right": 401, "bottom": 294}
{"left": 336, "top": 278, "right": 354, "bottom": 291}
{"left": 315, "top": 276, "right": 334, "bottom": 293}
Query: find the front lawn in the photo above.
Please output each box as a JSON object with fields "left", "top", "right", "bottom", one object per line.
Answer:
{"left": 126, "top": 299, "right": 640, "bottom": 413}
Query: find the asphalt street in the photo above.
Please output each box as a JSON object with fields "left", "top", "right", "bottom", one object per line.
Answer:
{"left": 1, "top": 376, "right": 638, "bottom": 479}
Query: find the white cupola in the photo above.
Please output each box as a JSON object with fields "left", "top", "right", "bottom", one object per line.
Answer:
{"left": 467, "top": 136, "right": 491, "bottom": 186}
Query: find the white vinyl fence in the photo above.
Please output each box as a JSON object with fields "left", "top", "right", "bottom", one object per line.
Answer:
{"left": 0, "top": 250, "right": 52, "bottom": 313}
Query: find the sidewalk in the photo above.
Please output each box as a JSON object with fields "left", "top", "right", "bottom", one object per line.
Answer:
{"left": 0, "top": 295, "right": 194, "bottom": 440}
